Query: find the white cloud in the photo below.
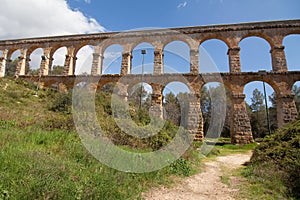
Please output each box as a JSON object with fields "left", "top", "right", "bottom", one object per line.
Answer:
{"left": 177, "top": 1, "right": 188, "bottom": 9}
{"left": 0, "top": 0, "right": 106, "bottom": 74}
{"left": 84, "top": 0, "right": 91, "bottom": 4}
{"left": 0, "top": 0, "right": 105, "bottom": 40}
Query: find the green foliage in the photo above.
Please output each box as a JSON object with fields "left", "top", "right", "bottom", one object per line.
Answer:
{"left": 5, "top": 59, "right": 18, "bottom": 77}
{"left": 248, "top": 89, "right": 278, "bottom": 139}
{"left": 28, "top": 68, "right": 40, "bottom": 75}
{"left": 169, "top": 158, "right": 192, "bottom": 177}
{"left": 200, "top": 85, "right": 231, "bottom": 138}
{"left": 49, "top": 91, "right": 72, "bottom": 114}
{"left": 292, "top": 84, "right": 300, "bottom": 114}
{"left": 250, "top": 88, "right": 264, "bottom": 112}
{"left": 246, "top": 120, "right": 300, "bottom": 199}
{"left": 164, "top": 92, "right": 180, "bottom": 125}
{"left": 50, "top": 65, "right": 65, "bottom": 75}
{"left": 128, "top": 83, "right": 151, "bottom": 109}
{"left": 0, "top": 120, "right": 16, "bottom": 129}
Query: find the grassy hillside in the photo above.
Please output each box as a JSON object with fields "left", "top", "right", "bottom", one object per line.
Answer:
{"left": 0, "top": 78, "right": 198, "bottom": 199}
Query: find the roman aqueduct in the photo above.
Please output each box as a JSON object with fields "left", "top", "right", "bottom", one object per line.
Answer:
{"left": 0, "top": 19, "right": 299, "bottom": 144}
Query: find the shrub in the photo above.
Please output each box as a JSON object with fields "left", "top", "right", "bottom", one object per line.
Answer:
{"left": 249, "top": 119, "right": 300, "bottom": 198}
{"left": 169, "top": 158, "right": 192, "bottom": 176}
{"left": 49, "top": 91, "right": 72, "bottom": 114}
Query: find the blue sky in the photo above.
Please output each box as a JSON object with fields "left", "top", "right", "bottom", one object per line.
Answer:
{"left": 67, "top": 0, "right": 300, "bottom": 31}
{"left": 1, "top": 0, "right": 299, "bottom": 106}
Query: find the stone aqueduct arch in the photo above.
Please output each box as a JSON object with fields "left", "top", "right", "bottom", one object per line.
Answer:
{"left": 0, "top": 20, "right": 299, "bottom": 144}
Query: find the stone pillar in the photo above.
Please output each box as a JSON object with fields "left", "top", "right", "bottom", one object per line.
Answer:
{"left": 121, "top": 52, "right": 132, "bottom": 75}
{"left": 48, "top": 57, "right": 53, "bottom": 75}
{"left": 116, "top": 82, "right": 128, "bottom": 101}
{"left": 190, "top": 49, "right": 199, "bottom": 74}
{"left": 230, "top": 94, "right": 254, "bottom": 144}
{"left": 63, "top": 47, "right": 76, "bottom": 76}
{"left": 270, "top": 45, "right": 288, "bottom": 72}
{"left": 63, "top": 55, "right": 71, "bottom": 75}
{"left": 276, "top": 94, "right": 298, "bottom": 128}
{"left": 227, "top": 47, "right": 241, "bottom": 73}
{"left": 150, "top": 83, "right": 163, "bottom": 119}
{"left": 72, "top": 56, "right": 77, "bottom": 75}
{"left": 0, "top": 50, "right": 8, "bottom": 77}
{"left": 40, "top": 56, "right": 48, "bottom": 75}
{"left": 40, "top": 48, "right": 51, "bottom": 76}
{"left": 154, "top": 49, "right": 163, "bottom": 74}
{"left": 24, "top": 58, "right": 31, "bottom": 75}
{"left": 15, "top": 49, "right": 27, "bottom": 76}
{"left": 63, "top": 55, "right": 76, "bottom": 75}
{"left": 91, "top": 53, "right": 103, "bottom": 75}
{"left": 186, "top": 93, "right": 204, "bottom": 142}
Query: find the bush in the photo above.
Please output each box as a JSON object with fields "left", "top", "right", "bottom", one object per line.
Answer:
{"left": 49, "top": 91, "right": 72, "bottom": 114}
{"left": 169, "top": 158, "right": 192, "bottom": 176}
{"left": 248, "top": 119, "right": 300, "bottom": 198}
{"left": 39, "top": 115, "right": 75, "bottom": 131}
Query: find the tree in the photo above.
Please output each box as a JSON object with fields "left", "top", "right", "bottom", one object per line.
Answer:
{"left": 102, "top": 82, "right": 116, "bottom": 94}
{"left": 5, "top": 59, "right": 18, "bottom": 77}
{"left": 269, "top": 92, "right": 276, "bottom": 108}
{"left": 249, "top": 89, "right": 268, "bottom": 138}
{"left": 268, "top": 92, "right": 278, "bottom": 131}
{"left": 250, "top": 89, "right": 264, "bottom": 112}
{"left": 200, "top": 85, "right": 230, "bottom": 138}
{"left": 292, "top": 85, "right": 300, "bottom": 114}
{"left": 128, "top": 84, "right": 149, "bottom": 109}
{"left": 28, "top": 68, "right": 40, "bottom": 75}
{"left": 163, "top": 92, "right": 180, "bottom": 125}
{"left": 200, "top": 86, "right": 212, "bottom": 134}
{"left": 128, "top": 84, "right": 151, "bottom": 124}
{"left": 51, "top": 65, "right": 65, "bottom": 75}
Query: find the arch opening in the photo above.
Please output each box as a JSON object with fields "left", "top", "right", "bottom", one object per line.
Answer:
{"left": 28, "top": 48, "right": 43, "bottom": 75}
{"left": 128, "top": 82, "right": 152, "bottom": 110}
{"left": 131, "top": 43, "right": 154, "bottom": 74}
{"left": 51, "top": 47, "right": 67, "bottom": 75}
{"left": 292, "top": 81, "right": 300, "bottom": 115}
{"left": 75, "top": 45, "right": 94, "bottom": 75}
{"left": 164, "top": 41, "right": 190, "bottom": 74}
{"left": 163, "top": 81, "right": 190, "bottom": 126}
{"left": 103, "top": 44, "right": 123, "bottom": 74}
{"left": 5, "top": 50, "right": 21, "bottom": 77}
{"left": 283, "top": 34, "right": 300, "bottom": 71}
{"left": 127, "top": 82, "right": 153, "bottom": 126}
{"left": 200, "top": 82, "right": 229, "bottom": 138}
{"left": 240, "top": 36, "right": 272, "bottom": 72}
{"left": 200, "top": 39, "right": 229, "bottom": 73}
{"left": 244, "top": 81, "right": 277, "bottom": 139}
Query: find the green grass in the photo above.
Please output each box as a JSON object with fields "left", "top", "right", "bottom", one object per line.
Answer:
{"left": 214, "top": 143, "right": 257, "bottom": 153}
{"left": 0, "top": 126, "right": 196, "bottom": 199}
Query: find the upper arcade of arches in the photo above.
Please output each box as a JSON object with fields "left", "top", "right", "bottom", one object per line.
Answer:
{"left": 0, "top": 19, "right": 300, "bottom": 77}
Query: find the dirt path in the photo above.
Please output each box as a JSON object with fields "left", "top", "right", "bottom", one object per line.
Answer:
{"left": 143, "top": 152, "right": 252, "bottom": 200}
